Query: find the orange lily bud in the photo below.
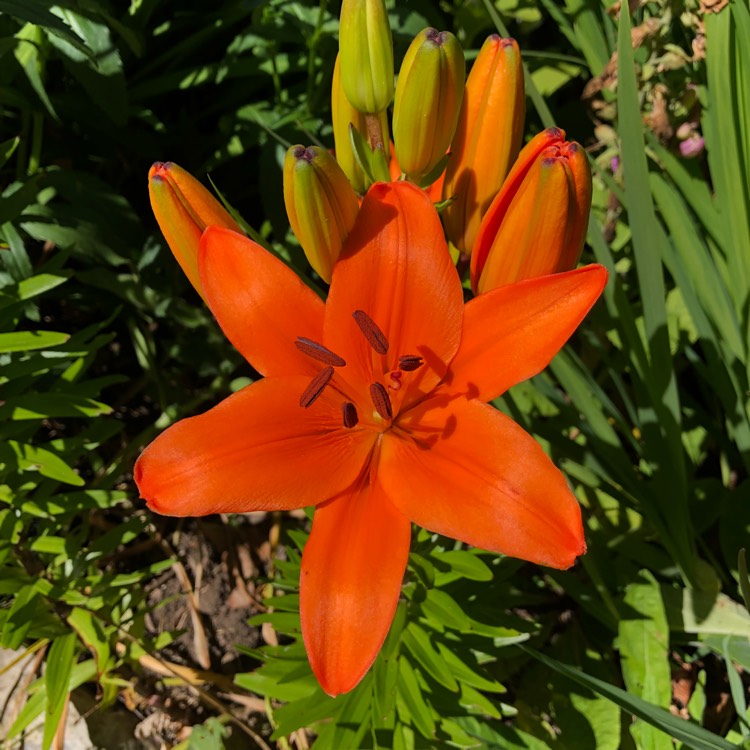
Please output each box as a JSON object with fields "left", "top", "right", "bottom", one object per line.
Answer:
{"left": 339, "top": 0, "right": 394, "bottom": 114}
{"left": 392, "top": 28, "right": 465, "bottom": 186}
{"left": 332, "top": 53, "right": 389, "bottom": 194}
{"left": 442, "top": 36, "right": 525, "bottom": 257}
{"left": 148, "top": 161, "right": 242, "bottom": 300}
{"left": 283, "top": 145, "right": 359, "bottom": 283}
{"left": 471, "top": 128, "right": 592, "bottom": 294}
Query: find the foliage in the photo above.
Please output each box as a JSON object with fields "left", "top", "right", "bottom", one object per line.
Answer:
{"left": 1, "top": 0, "right": 749, "bottom": 748}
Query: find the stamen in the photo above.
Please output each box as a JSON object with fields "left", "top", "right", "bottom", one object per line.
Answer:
{"left": 342, "top": 401, "right": 359, "bottom": 428}
{"left": 352, "top": 310, "right": 389, "bottom": 355}
{"left": 369, "top": 382, "right": 393, "bottom": 419}
{"left": 295, "top": 337, "right": 346, "bottom": 367}
{"left": 398, "top": 355, "right": 424, "bottom": 371}
{"left": 299, "top": 366, "right": 334, "bottom": 407}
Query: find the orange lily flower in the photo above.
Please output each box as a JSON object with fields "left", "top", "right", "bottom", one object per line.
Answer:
{"left": 134, "top": 181, "right": 607, "bottom": 697}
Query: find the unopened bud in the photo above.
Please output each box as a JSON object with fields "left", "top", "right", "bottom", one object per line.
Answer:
{"left": 283, "top": 146, "right": 360, "bottom": 283}
{"left": 472, "top": 129, "right": 592, "bottom": 294}
{"left": 442, "top": 36, "right": 524, "bottom": 256}
{"left": 392, "top": 28, "right": 465, "bottom": 185}
{"left": 148, "top": 161, "right": 242, "bottom": 300}
{"left": 338, "top": 0, "right": 394, "bottom": 114}
{"left": 332, "top": 54, "right": 389, "bottom": 194}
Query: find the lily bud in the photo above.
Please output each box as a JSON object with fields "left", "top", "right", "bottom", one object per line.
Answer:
{"left": 471, "top": 128, "right": 592, "bottom": 294}
{"left": 392, "top": 28, "right": 465, "bottom": 185}
{"left": 283, "top": 145, "right": 360, "bottom": 283}
{"left": 389, "top": 143, "right": 445, "bottom": 203}
{"left": 332, "top": 53, "right": 389, "bottom": 194}
{"left": 339, "top": 0, "right": 394, "bottom": 113}
{"left": 442, "top": 36, "right": 525, "bottom": 256}
{"left": 148, "top": 161, "right": 242, "bottom": 300}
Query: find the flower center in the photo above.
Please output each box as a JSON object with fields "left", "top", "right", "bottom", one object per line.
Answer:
{"left": 295, "top": 310, "right": 424, "bottom": 429}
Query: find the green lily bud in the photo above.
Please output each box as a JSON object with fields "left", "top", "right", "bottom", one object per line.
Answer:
{"left": 283, "top": 146, "right": 360, "bottom": 283}
{"left": 148, "top": 161, "right": 242, "bottom": 300}
{"left": 339, "top": 0, "right": 394, "bottom": 113}
{"left": 332, "top": 53, "right": 389, "bottom": 194}
{"left": 393, "top": 28, "right": 465, "bottom": 186}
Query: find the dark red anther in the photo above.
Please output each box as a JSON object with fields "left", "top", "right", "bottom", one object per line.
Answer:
{"left": 342, "top": 401, "right": 359, "bottom": 428}
{"left": 398, "top": 355, "right": 424, "bottom": 371}
{"left": 295, "top": 337, "right": 346, "bottom": 367}
{"left": 369, "top": 382, "right": 393, "bottom": 420}
{"left": 299, "top": 366, "right": 334, "bottom": 408}
{"left": 352, "top": 310, "right": 389, "bottom": 355}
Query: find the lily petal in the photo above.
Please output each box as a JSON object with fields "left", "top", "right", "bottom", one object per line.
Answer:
{"left": 445, "top": 265, "right": 607, "bottom": 403}
{"left": 135, "top": 377, "right": 375, "bottom": 516}
{"left": 199, "top": 227, "right": 325, "bottom": 377}
{"left": 382, "top": 396, "right": 585, "bottom": 569}
{"left": 301, "top": 477, "right": 411, "bottom": 696}
{"left": 325, "top": 181, "right": 464, "bottom": 409}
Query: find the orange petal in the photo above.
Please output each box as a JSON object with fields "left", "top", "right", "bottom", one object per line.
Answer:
{"left": 382, "top": 397, "right": 585, "bottom": 569}
{"left": 301, "top": 477, "right": 411, "bottom": 696}
{"left": 446, "top": 265, "right": 607, "bottom": 403}
{"left": 324, "top": 181, "right": 463, "bottom": 409}
{"left": 135, "top": 377, "right": 375, "bottom": 517}
{"left": 199, "top": 227, "right": 325, "bottom": 377}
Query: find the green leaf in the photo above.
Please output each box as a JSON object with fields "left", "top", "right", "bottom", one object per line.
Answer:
{"left": 0, "top": 1, "right": 91, "bottom": 57}
{"left": 396, "top": 656, "right": 435, "bottom": 739}
{"left": 662, "top": 586, "right": 750, "bottom": 638}
{"left": 704, "top": 5, "right": 750, "bottom": 319}
{"left": 617, "top": 571, "right": 672, "bottom": 750}
{"left": 186, "top": 718, "right": 229, "bottom": 749}
{"left": 419, "top": 588, "right": 470, "bottom": 631}
{"left": 0, "top": 136, "right": 20, "bottom": 170}
{"left": 67, "top": 608, "right": 112, "bottom": 676}
{"left": 402, "top": 623, "right": 458, "bottom": 692}
{"left": 43, "top": 632, "right": 77, "bottom": 750}
{"left": 519, "top": 646, "right": 736, "bottom": 750}
{"left": 739, "top": 549, "right": 750, "bottom": 612}
{"left": 0, "top": 394, "right": 113, "bottom": 420}
{"left": 3, "top": 440, "right": 84, "bottom": 485}
{"left": 430, "top": 549, "right": 493, "bottom": 583}
{"left": 7, "top": 659, "right": 97, "bottom": 742}
{"left": 45, "top": 10, "right": 128, "bottom": 125}
{"left": 0, "top": 330, "right": 70, "bottom": 353}
{"left": 13, "top": 24, "right": 58, "bottom": 120}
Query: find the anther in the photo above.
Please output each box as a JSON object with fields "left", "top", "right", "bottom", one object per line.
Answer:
{"left": 352, "top": 310, "right": 389, "bottom": 355}
{"left": 398, "top": 355, "right": 424, "bottom": 371}
{"left": 342, "top": 401, "right": 359, "bottom": 428}
{"left": 299, "top": 366, "right": 334, "bottom": 408}
{"left": 295, "top": 337, "right": 346, "bottom": 367}
{"left": 369, "top": 382, "right": 393, "bottom": 420}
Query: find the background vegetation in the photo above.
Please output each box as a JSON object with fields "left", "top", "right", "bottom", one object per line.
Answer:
{"left": 1, "top": 0, "right": 749, "bottom": 748}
